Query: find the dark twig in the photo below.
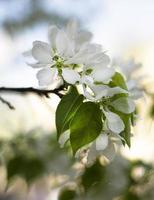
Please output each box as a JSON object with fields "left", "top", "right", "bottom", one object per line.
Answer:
{"left": 0, "top": 96, "right": 15, "bottom": 110}
{"left": 0, "top": 86, "right": 64, "bottom": 98}
{"left": 0, "top": 86, "right": 65, "bottom": 110}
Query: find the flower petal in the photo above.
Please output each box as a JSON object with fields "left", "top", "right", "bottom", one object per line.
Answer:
{"left": 87, "top": 135, "right": 118, "bottom": 164}
{"left": 101, "top": 137, "right": 117, "bottom": 161}
{"left": 62, "top": 68, "right": 80, "bottom": 84}
{"left": 56, "top": 30, "right": 74, "bottom": 57}
{"left": 36, "top": 68, "right": 58, "bottom": 86}
{"left": 92, "top": 67, "right": 115, "bottom": 83}
{"left": 111, "top": 97, "right": 135, "bottom": 114}
{"left": 107, "top": 87, "right": 128, "bottom": 97}
{"left": 48, "top": 25, "right": 59, "bottom": 48}
{"left": 66, "top": 19, "right": 78, "bottom": 39}
{"left": 87, "top": 53, "right": 110, "bottom": 66}
{"left": 76, "top": 31, "right": 93, "bottom": 46}
{"left": 58, "top": 131, "right": 70, "bottom": 148}
{"left": 27, "top": 62, "right": 49, "bottom": 68}
{"left": 64, "top": 43, "right": 102, "bottom": 65}
{"left": 87, "top": 143, "right": 98, "bottom": 165}
{"left": 104, "top": 111, "right": 125, "bottom": 134}
{"left": 96, "top": 133, "right": 108, "bottom": 151}
{"left": 32, "top": 41, "right": 52, "bottom": 63}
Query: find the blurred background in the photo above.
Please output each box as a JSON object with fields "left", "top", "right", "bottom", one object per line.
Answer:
{"left": 0, "top": 0, "right": 154, "bottom": 199}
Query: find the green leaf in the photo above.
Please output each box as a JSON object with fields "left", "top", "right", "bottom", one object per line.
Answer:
{"left": 70, "top": 102, "right": 103, "bottom": 154}
{"left": 81, "top": 159, "right": 105, "bottom": 191}
{"left": 58, "top": 188, "right": 77, "bottom": 200}
{"left": 56, "top": 86, "right": 84, "bottom": 139}
{"left": 120, "top": 114, "right": 131, "bottom": 147}
{"left": 109, "top": 72, "right": 128, "bottom": 90}
{"left": 150, "top": 103, "right": 154, "bottom": 119}
{"left": 7, "top": 155, "right": 45, "bottom": 183}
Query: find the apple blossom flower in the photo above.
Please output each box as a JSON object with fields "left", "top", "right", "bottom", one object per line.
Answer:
{"left": 87, "top": 132, "right": 122, "bottom": 164}
{"left": 24, "top": 20, "right": 139, "bottom": 164}
{"left": 26, "top": 20, "right": 114, "bottom": 87}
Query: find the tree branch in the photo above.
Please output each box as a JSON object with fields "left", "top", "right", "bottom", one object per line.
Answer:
{"left": 0, "top": 86, "right": 65, "bottom": 110}
{"left": 0, "top": 96, "right": 15, "bottom": 110}
{"left": 0, "top": 86, "right": 64, "bottom": 98}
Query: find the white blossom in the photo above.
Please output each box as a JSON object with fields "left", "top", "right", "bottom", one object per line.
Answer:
{"left": 111, "top": 97, "right": 135, "bottom": 114}
{"left": 87, "top": 133, "right": 122, "bottom": 164}
{"left": 26, "top": 20, "right": 112, "bottom": 87}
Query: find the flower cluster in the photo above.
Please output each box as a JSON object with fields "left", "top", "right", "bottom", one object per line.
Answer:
{"left": 26, "top": 20, "right": 141, "bottom": 164}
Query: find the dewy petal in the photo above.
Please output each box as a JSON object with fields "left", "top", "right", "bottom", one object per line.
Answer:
{"left": 32, "top": 41, "right": 52, "bottom": 63}
{"left": 111, "top": 97, "right": 135, "bottom": 114}
{"left": 92, "top": 67, "right": 115, "bottom": 83}
{"left": 48, "top": 25, "right": 59, "bottom": 48}
{"left": 96, "top": 133, "right": 108, "bottom": 151}
{"left": 62, "top": 68, "right": 80, "bottom": 84}
{"left": 104, "top": 111, "right": 125, "bottom": 134}
{"left": 36, "top": 67, "right": 58, "bottom": 86}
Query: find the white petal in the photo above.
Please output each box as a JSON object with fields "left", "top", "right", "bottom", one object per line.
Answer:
{"left": 87, "top": 143, "right": 98, "bottom": 165}
{"left": 96, "top": 133, "right": 108, "bottom": 151}
{"left": 64, "top": 43, "right": 102, "bottom": 65}
{"left": 66, "top": 19, "right": 78, "bottom": 39}
{"left": 111, "top": 97, "right": 135, "bottom": 114}
{"left": 92, "top": 67, "right": 115, "bottom": 83}
{"left": 32, "top": 41, "right": 52, "bottom": 63}
{"left": 36, "top": 68, "right": 58, "bottom": 86}
{"left": 90, "top": 85, "right": 107, "bottom": 96}
{"left": 81, "top": 75, "right": 93, "bottom": 85}
{"left": 58, "top": 131, "right": 70, "bottom": 148}
{"left": 62, "top": 68, "right": 80, "bottom": 84}
{"left": 107, "top": 87, "right": 128, "bottom": 97}
{"left": 48, "top": 25, "right": 59, "bottom": 48}
{"left": 87, "top": 136, "right": 117, "bottom": 164}
{"left": 76, "top": 31, "right": 93, "bottom": 46}
{"left": 27, "top": 62, "right": 48, "bottom": 68}
{"left": 87, "top": 53, "right": 110, "bottom": 66}
{"left": 104, "top": 111, "right": 125, "bottom": 134}
{"left": 82, "top": 85, "right": 95, "bottom": 101}
{"left": 127, "top": 79, "right": 137, "bottom": 90}
{"left": 81, "top": 43, "right": 102, "bottom": 55}
{"left": 89, "top": 85, "right": 128, "bottom": 100}
{"left": 101, "top": 138, "right": 116, "bottom": 161}
{"left": 56, "top": 30, "right": 71, "bottom": 56}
